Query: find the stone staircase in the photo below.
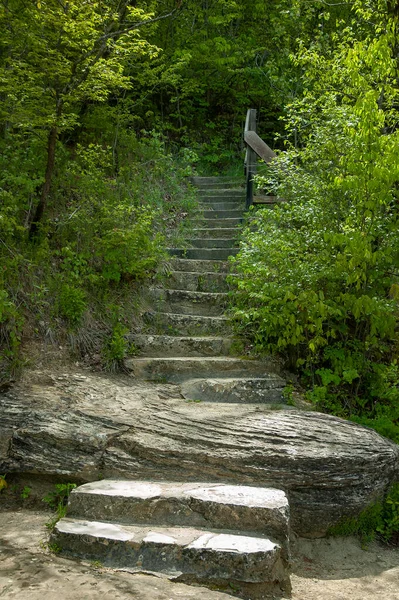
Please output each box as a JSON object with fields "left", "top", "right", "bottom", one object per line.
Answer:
{"left": 51, "top": 177, "right": 292, "bottom": 597}
{"left": 126, "top": 175, "right": 287, "bottom": 403}
{"left": 52, "top": 480, "right": 291, "bottom": 597}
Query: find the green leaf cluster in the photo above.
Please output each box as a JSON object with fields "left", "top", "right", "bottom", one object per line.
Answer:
{"left": 230, "top": 17, "right": 399, "bottom": 439}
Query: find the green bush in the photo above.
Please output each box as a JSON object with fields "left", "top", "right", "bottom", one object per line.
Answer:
{"left": 58, "top": 285, "right": 87, "bottom": 326}
{"left": 329, "top": 483, "right": 399, "bottom": 546}
{"left": 230, "top": 30, "right": 399, "bottom": 439}
{"left": 0, "top": 288, "right": 24, "bottom": 384}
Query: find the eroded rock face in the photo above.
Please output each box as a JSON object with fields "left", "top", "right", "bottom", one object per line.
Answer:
{"left": 1, "top": 370, "right": 398, "bottom": 537}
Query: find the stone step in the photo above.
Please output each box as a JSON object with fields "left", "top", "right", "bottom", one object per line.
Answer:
{"left": 201, "top": 218, "right": 242, "bottom": 228}
{"left": 165, "top": 271, "right": 233, "bottom": 293}
{"left": 187, "top": 238, "right": 238, "bottom": 249}
{"left": 66, "top": 480, "right": 290, "bottom": 545}
{"left": 168, "top": 248, "right": 239, "bottom": 261}
{"left": 202, "top": 209, "right": 244, "bottom": 220}
{"left": 191, "top": 176, "right": 243, "bottom": 186}
{"left": 143, "top": 311, "right": 230, "bottom": 336}
{"left": 148, "top": 288, "right": 228, "bottom": 317}
{"left": 181, "top": 376, "right": 286, "bottom": 404}
{"left": 198, "top": 189, "right": 245, "bottom": 198}
{"left": 52, "top": 519, "right": 289, "bottom": 593}
{"left": 191, "top": 227, "right": 240, "bottom": 239}
{"left": 199, "top": 195, "right": 245, "bottom": 203}
{"left": 198, "top": 201, "right": 244, "bottom": 211}
{"left": 125, "top": 356, "right": 270, "bottom": 382}
{"left": 129, "top": 334, "right": 234, "bottom": 357}
{"left": 170, "top": 258, "right": 232, "bottom": 273}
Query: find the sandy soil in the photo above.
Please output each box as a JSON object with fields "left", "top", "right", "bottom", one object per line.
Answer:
{"left": 1, "top": 509, "right": 398, "bottom": 600}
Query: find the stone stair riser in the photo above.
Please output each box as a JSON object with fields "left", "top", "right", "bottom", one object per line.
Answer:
{"left": 181, "top": 377, "right": 287, "bottom": 404}
{"left": 129, "top": 334, "right": 234, "bottom": 357}
{"left": 125, "top": 357, "right": 270, "bottom": 383}
{"left": 52, "top": 519, "right": 288, "bottom": 588}
{"left": 143, "top": 312, "right": 230, "bottom": 336}
{"left": 198, "top": 197, "right": 245, "bottom": 205}
{"left": 191, "top": 227, "right": 240, "bottom": 239}
{"left": 168, "top": 248, "right": 239, "bottom": 260}
{"left": 198, "top": 202, "right": 244, "bottom": 211}
{"left": 187, "top": 238, "right": 238, "bottom": 249}
{"left": 67, "top": 481, "right": 290, "bottom": 544}
{"left": 191, "top": 176, "right": 242, "bottom": 185}
{"left": 147, "top": 289, "right": 227, "bottom": 317}
{"left": 170, "top": 258, "right": 233, "bottom": 273}
{"left": 198, "top": 190, "right": 244, "bottom": 198}
{"left": 202, "top": 210, "right": 244, "bottom": 220}
{"left": 201, "top": 218, "right": 242, "bottom": 228}
{"left": 166, "top": 271, "right": 233, "bottom": 293}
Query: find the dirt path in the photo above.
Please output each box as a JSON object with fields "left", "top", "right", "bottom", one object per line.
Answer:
{"left": 1, "top": 509, "right": 398, "bottom": 600}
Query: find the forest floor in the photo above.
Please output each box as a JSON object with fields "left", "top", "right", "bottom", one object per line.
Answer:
{"left": 1, "top": 508, "right": 398, "bottom": 600}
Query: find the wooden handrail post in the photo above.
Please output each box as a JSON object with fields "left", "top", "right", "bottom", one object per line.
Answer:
{"left": 244, "top": 109, "right": 257, "bottom": 209}
{"left": 244, "top": 108, "right": 276, "bottom": 209}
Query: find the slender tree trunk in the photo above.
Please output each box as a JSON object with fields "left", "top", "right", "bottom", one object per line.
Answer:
{"left": 29, "top": 97, "right": 63, "bottom": 237}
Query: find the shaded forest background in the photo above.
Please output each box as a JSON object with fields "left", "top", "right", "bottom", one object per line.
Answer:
{"left": 0, "top": 0, "right": 399, "bottom": 442}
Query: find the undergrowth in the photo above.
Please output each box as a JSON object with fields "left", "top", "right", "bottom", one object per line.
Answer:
{"left": 329, "top": 483, "right": 399, "bottom": 546}
{"left": 0, "top": 112, "right": 198, "bottom": 382}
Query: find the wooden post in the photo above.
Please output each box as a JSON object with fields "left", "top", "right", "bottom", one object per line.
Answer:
{"left": 244, "top": 109, "right": 257, "bottom": 209}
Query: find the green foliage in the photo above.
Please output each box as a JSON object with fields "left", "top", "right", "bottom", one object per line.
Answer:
{"left": 329, "top": 483, "right": 399, "bottom": 546}
{"left": 0, "top": 475, "right": 7, "bottom": 492}
{"left": 58, "top": 285, "right": 87, "bottom": 327}
{"left": 43, "top": 482, "right": 77, "bottom": 529}
{"left": 0, "top": 99, "right": 197, "bottom": 380}
{"left": 20, "top": 486, "right": 32, "bottom": 500}
{"left": 102, "top": 320, "right": 136, "bottom": 372}
{"left": 43, "top": 483, "right": 77, "bottom": 510}
{"left": 230, "top": 17, "right": 399, "bottom": 439}
{"left": 0, "top": 288, "right": 24, "bottom": 382}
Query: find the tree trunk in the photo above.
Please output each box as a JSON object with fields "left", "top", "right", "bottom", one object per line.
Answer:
{"left": 29, "top": 100, "right": 62, "bottom": 238}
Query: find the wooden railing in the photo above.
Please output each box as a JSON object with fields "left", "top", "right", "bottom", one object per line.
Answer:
{"left": 244, "top": 108, "right": 276, "bottom": 208}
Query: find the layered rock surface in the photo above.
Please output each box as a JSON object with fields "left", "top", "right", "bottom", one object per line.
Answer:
{"left": 1, "top": 370, "right": 398, "bottom": 537}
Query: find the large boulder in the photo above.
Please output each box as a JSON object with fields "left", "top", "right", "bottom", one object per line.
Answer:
{"left": 1, "top": 370, "right": 398, "bottom": 537}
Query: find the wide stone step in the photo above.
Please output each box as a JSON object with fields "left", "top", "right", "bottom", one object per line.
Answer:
{"left": 168, "top": 248, "right": 239, "bottom": 260}
{"left": 166, "top": 271, "right": 233, "bottom": 293}
{"left": 52, "top": 519, "right": 289, "bottom": 593}
{"left": 191, "top": 176, "right": 242, "bottom": 186}
{"left": 143, "top": 311, "right": 230, "bottom": 336}
{"left": 191, "top": 227, "right": 240, "bottom": 239}
{"left": 66, "top": 480, "right": 290, "bottom": 545}
{"left": 170, "top": 258, "right": 232, "bottom": 273}
{"left": 199, "top": 195, "right": 245, "bottom": 204}
{"left": 187, "top": 238, "right": 238, "bottom": 249}
{"left": 129, "top": 334, "right": 234, "bottom": 357}
{"left": 198, "top": 201, "right": 244, "bottom": 212}
{"left": 125, "top": 356, "right": 270, "bottom": 382}
{"left": 198, "top": 190, "right": 245, "bottom": 198}
{"left": 181, "top": 376, "right": 286, "bottom": 404}
{"left": 202, "top": 209, "right": 244, "bottom": 220}
{"left": 201, "top": 218, "right": 242, "bottom": 228}
{"left": 148, "top": 288, "right": 228, "bottom": 317}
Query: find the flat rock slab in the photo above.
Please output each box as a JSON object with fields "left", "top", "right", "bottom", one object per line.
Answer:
{"left": 1, "top": 370, "right": 398, "bottom": 536}
{"left": 52, "top": 518, "right": 288, "bottom": 590}
{"left": 67, "top": 480, "right": 289, "bottom": 546}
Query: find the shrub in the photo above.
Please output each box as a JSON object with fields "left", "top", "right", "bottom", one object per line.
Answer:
{"left": 230, "top": 30, "right": 399, "bottom": 439}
